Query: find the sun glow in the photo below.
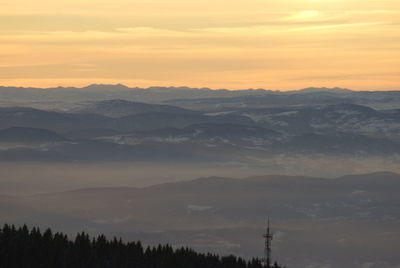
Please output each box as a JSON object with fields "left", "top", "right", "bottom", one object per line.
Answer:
{"left": 287, "top": 10, "right": 321, "bottom": 21}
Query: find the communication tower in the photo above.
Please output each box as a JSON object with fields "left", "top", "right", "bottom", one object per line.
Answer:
{"left": 263, "top": 218, "right": 273, "bottom": 267}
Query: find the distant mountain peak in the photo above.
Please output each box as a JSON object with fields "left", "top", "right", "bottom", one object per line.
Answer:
{"left": 83, "top": 84, "right": 129, "bottom": 90}
{"left": 298, "top": 87, "right": 352, "bottom": 93}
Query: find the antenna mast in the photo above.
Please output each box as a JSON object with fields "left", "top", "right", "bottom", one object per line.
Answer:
{"left": 263, "top": 218, "right": 273, "bottom": 267}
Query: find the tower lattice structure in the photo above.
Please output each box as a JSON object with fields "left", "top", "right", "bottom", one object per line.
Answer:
{"left": 263, "top": 218, "right": 273, "bottom": 267}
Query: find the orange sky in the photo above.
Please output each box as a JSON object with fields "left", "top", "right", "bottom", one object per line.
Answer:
{"left": 1, "top": 0, "right": 399, "bottom": 90}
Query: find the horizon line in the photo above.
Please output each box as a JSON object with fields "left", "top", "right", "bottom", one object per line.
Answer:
{"left": 1, "top": 83, "right": 400, "bottom": 92}
{"left": 0, "top": 84, "right": 355, "bottom": 92}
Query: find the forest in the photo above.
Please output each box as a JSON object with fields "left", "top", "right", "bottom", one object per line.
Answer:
{"left": 0, "top": 224, "right": 282, "bottom": 268}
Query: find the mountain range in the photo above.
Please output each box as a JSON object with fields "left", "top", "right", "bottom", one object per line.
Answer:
{"left": 0, "top": 92, "right": 399, "bottom": 165}
{"left": 1, "top": 172, "right": 398, "bottom": 268}
{"left": 1, "top": 86, "right": 399, "bottom": 267}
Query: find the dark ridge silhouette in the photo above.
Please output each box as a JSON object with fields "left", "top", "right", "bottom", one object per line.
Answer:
{"left": 0, "top": 127, "right": 67, "bottom": 143}
{"left": 0, "top": 223, "right": 283, "bottom": 268}
{"left": 75, "top": 99, "right": 198, "bottom": 118}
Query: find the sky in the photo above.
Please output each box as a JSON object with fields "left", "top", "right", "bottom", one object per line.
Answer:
{"left": 1, "top": 0, "right": 399, "bottom": 90}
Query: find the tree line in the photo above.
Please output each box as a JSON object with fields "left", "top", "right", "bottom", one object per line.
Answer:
{"left": 0, "top": 224, "right": 282, "bottom": 268}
